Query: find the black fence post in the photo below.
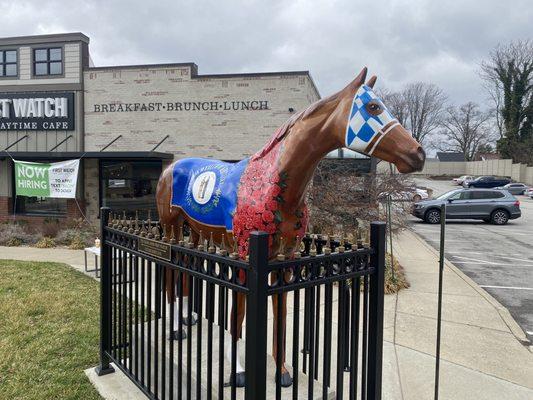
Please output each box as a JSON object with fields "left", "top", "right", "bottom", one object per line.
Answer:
{"left": 367, "top": 221, "right": 386, "bottom": 399}
{"left": 96, "top": 207, "right": 115, "bottom": 376}
{"left": 245, "top": 231, "right": 269, "bottom": 400}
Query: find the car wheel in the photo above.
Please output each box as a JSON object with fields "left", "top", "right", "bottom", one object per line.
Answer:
{"left": 425, "top": 209, "right": 441, "bottom": 224}
{"left": 491, "top": 209, "right": 509, "bottom": 225}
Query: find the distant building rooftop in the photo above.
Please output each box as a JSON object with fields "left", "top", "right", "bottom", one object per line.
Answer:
{"left": 474, "top": 152, "right": 501, "bottom": 161}
{"left": 436, "top": 152, "right": 465, "bottom": 162}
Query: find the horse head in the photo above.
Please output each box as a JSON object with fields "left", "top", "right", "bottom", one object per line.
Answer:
{"left": 327, "top": 67, "right": 426, "bottom": 173}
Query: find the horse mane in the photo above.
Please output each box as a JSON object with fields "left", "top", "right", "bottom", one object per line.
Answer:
{"left": 252, "top": 92, "right": 341, "bottom": 161}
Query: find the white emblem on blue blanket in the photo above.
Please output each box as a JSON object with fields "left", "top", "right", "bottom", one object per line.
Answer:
{"left": 171, "top": 158, "right": 248, "bottom": 230}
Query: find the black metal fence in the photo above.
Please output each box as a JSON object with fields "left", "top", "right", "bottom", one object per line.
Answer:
{"left": 96, "top": 207, "right": 386, "bottom": 400}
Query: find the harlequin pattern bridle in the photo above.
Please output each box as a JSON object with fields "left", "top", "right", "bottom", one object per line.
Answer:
{"left": 345, "top": 85, "right": 400, "bottom": 155}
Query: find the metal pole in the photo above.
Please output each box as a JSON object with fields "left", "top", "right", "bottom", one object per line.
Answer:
{"left": 387, "top": 194, "right": 395, "bottom": 280}
{"left": 245, "top": 231, "right": 269, "bottom": 400}
{"left": 48, "top": 135, "right": 73, "bottom": 152}
{"left": 434, "top": 204, "right": 446, "bottom": 399}
{"left": 3, "top": 135, "right": 28, "bottom": 151}
{"left": 367, "top": 221, "right": 386, "bottom": 400}
{"left": 96, "top": 207, "right": 115, "bottom": 376}
{"left": 151, "top": 134, "right": 170, "bottom": 151}
{"left": 100, "top": 135, "right": 123, "bottom": 152}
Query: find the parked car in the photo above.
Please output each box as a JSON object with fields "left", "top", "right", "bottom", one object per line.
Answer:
{"left": 462, "top": 176, "right": 476, "bottom": 186}
{"left": 494, "top": 183, "right": 529, "bottom": 195}
{"left": 453, "top": 175, "right": 474, "bottom": 185}
{"left": 463, "top": 176, "right": 511, "bottom": 188}
{"left": 526, "top": 187, "right": 533, "bottom": 198}
{"left": 379, "top": 187, "right": 429, "bottom": 202}
{"left": 412, "top": 188, "right": 521, "bottom": 225}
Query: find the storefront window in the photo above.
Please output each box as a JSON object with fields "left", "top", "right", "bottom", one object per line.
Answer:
{"left": 15, "top": 197, "right": 67, "bottom": 216}
{"left": 100, "top": 160, "right": 162, "bottom": 218}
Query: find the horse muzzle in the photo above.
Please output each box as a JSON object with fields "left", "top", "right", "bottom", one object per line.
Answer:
{"left": 370, "top": 124, "right": 426, "bottom": 173}
{"left": 398, "top": 146, "right": 426, "bottom": 173}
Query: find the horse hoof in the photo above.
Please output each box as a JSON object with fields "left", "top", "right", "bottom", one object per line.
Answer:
{"left": 170, "top": 329, "right": 187, "bottom": 340}
{"left": 182, "top": 314, "right": 198, "bottom": 326}
{"left": 224, "top": 372, "right": 246, "bottom": 388}
{"left": 278, "top": 371, "right": 293, "bottom": 388}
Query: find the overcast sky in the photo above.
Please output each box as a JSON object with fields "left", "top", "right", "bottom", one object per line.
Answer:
{"left": 1, "top": 0, "right": 532, "bottom": 106}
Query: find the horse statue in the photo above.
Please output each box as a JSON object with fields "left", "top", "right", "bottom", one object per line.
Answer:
{"left": 156, "top": 67, "right": 425, "bottom": 387}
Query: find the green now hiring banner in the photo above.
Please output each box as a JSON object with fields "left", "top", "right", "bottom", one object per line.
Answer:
{"left": 14, "top": 159, "right": 80, "bottom": 198}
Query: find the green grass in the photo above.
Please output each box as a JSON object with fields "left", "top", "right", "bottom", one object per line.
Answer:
{"left": 0, "top": 260, "right": 102, "bottom": 400}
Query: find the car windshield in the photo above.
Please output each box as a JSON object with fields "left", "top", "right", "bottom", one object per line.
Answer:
{"left": 436, "top": 189, "right": 462, "bottom": 200}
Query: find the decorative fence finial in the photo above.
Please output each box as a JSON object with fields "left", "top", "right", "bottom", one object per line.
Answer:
{"left": 140, "top": 220, "right": 147, "bottom": 237}
{"left": 169, "top": 225, "right": 176, "bottom": 244}
{"left": 197, "top": 230, "right": 205, "bottom": 251}
{"left": 162, "top": 224, "right": 168, "bottom": 242}
{"left": 324, "top": 235, "right": 332, "bottom": 255}
{"left": 218, "top": 234, "right": 228, "bottom": 256}
{"left": 310, "top": 235, "right": 317, "bottom": 257}
{"left": 277, "top": 237, "right": 286, "bottom": 261}
{"left": 338, "top": 234, "right": 345, "bottom": 253}
{"left": 208, "top": 232, "right": 216, "bottom": 253}
{"left": 178, "top": 226, "right": 184, "bottom": 246}
{"left": 293, "top": 235, "right": 301, "bottom": 259}
{"left": 147, "top": 214, "right": 154, "bottom": 239}
{"left": 229, "top": 239, "right": 238, "bottom": 259}
{"left": 134, "top": 212, "right": 140, "bottom": 235}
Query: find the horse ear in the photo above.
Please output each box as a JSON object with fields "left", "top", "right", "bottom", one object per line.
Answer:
{"left": 366, "top": 75, "right": 377, "bottom": 88}
{"left": 343, "top": 67, "right": 368, "bottom": 93}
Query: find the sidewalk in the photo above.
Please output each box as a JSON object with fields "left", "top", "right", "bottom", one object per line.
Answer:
{"left": 385, "top": 229, "right": 533, "bottom": 400}
{"left": 0, "top": 245, "right": 92, "bottom": 277}
{"left": 1, "top": 234, "right": 533, "bottom": 399}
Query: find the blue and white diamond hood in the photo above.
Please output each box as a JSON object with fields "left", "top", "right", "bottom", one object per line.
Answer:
{"left": 345, "top": 85, "right": 398, "bottom": 154}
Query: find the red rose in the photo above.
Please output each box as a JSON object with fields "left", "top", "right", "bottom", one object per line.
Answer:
{"left": 267, "top": 199, "right": 278, "bottom": 211}
{"left": 262, "top": 210, "right": 274, "bottom": 223}
{"left": 271, "top": 185, "right": 281, "bottom": 197}
{"left": 266, "top": 222, "right": 276, "bottom": 233}
{"left": 269, "top": 174, "right": 280, "bottom": 184}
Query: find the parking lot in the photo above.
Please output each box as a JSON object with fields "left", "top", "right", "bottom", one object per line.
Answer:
{"left": 409, "top": 177, "right": 533, "bottom": 341}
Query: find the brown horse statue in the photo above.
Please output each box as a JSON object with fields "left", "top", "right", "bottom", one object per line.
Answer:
{"left": 156, "top": 67, "right": 425, "bottom": 387}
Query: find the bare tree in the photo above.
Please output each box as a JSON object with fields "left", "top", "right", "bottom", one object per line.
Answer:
{"left": 380, "top": 82, "right": 446, "bottom": 145}
{"left": 308, "top": 159, "right": 416, "bottom": 235}
{"left": 436, "top": 102, "right": 495, "bottom": 161}
{"left": 480, "top": 40, "right": 533, "bottom": 163}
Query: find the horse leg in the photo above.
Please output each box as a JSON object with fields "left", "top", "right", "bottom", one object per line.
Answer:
{"left": 170, "top": 223, "right": 198, "bottom": 340}
{"left": 272, "top": 272, "right": 292, "bottom": 387}
{"left": 181, "top": 228, "right": 199, "bottom": 327}
{"left": 225, "top": 290, "right": 246, "bottom": 387}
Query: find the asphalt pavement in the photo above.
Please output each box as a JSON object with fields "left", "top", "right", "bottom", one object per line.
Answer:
{"left": 409, "top": 177, "right": 533, "bottom": 342}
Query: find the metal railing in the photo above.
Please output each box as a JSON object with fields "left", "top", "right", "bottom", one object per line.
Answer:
{"left": 96, "top": 207, "right": 386, "bottom": 400}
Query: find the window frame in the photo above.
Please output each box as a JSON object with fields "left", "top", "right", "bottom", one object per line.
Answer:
{"left": 32, "top": 46, "right": 64, "bottom": 78}
{"left": 0, "top": 48, "right": 18, "bottom": 79}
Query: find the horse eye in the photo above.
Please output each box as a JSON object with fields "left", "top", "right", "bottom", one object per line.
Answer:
{"left": 368, "top": 103, "right": 381, "bottom": 112}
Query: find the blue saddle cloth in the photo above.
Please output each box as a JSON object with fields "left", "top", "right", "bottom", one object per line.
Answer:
{"left": 171, "top": 158, "right": 249, "bottom": 230}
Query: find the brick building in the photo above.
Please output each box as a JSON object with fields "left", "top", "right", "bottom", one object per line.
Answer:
{"left": 0, "top": 32, "right": 320, "bottom": 226}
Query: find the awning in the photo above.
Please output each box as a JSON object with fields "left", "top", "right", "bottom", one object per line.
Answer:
{"left": 0, "top": 151, "right": 174, "bottom": 161}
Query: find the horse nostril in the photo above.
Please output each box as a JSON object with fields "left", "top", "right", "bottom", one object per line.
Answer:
{"left": 417, "top": 147, "right": 426, "bottom": 162}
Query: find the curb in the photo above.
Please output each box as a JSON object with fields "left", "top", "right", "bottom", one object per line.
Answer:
{"left": 404, "top": 229, "right": 531, "bottom": 346}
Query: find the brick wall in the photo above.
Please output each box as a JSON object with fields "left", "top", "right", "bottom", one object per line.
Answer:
{"left": 84, "top": 66, "right": 320, "bottom": 160}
